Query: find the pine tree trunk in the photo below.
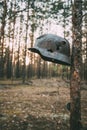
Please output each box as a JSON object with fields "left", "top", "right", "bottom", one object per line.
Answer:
{"left": 85, "top": 34, "right": 87, "bottom": 83}
{"left": 70, "top": 0, "right": 82, "bottom": 130}
{"left": 0, "top": 0, "right": 7, "bottom": 78}
{"left": 22, "top": 0, "right": 31, "bottom": 83}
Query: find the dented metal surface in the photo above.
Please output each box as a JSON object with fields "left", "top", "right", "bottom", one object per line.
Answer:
{"left": 28, "top": 34, "right": 71, "bottom": 66}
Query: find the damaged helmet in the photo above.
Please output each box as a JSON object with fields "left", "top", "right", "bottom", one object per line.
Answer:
{"left": 28, "top": 34, "right": 71, "bottom": 66}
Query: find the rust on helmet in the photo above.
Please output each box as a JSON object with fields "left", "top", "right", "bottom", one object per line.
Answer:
{"left": 28, "top": 34, "right": 71, "bottom": 66}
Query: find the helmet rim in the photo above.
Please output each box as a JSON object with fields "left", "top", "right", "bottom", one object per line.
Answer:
{"left": 29, "top": 47, "right": 71, "bottom": 66}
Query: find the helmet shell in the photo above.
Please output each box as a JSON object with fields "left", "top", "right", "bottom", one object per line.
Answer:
{"left": 29, "top": 34, "right": 71, "bottom": 66}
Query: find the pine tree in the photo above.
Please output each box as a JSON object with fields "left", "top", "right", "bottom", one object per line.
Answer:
{"left": 0, "top": 0, "right": 7, "bottom": 77}
{"left": 70, "top": 0, "right": 82, "bottom": 130}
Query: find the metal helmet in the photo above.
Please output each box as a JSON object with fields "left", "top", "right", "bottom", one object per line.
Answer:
{"left": 28, "top": 34, "right": 71, "bottom": 66}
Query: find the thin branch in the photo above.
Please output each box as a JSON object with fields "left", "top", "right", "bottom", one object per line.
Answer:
{"left": 7, "top": 8, "right": 27, "bottom": 20}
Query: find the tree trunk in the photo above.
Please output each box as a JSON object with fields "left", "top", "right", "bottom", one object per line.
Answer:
{"left": 22, "top": 0, "right": 30, "bottom": 83}
{"left": 0, "top": 0, "right": 7, "bottom": 78}
{"left": 70, "top": 0, "right": 82, "bottom": 130}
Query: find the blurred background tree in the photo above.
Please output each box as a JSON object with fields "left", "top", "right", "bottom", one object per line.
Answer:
{"left": 0, "top": 0, "right": 86, "bottom": 84}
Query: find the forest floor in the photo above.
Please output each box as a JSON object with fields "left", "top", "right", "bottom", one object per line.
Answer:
{"left": 0, "top": 78, "right": 87, "bottom": 130}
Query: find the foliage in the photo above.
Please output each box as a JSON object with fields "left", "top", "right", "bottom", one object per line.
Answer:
{"left": 0, "top": 0, "right": 87, "bottom": 83}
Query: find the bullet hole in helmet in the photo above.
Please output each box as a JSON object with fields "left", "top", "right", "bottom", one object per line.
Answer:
{"left": 47, "top": 49, "right": 53, "bottom": 52}
{"left": 62, "top": 41, "right": 66, "bottom": 45}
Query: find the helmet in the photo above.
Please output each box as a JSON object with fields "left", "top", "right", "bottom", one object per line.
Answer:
{"left": 28, "top": 34, "right": 71, "bottom": 66}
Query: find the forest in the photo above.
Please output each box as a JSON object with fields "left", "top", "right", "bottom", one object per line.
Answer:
{"left": 0, "top": 0, "right": 87, "bottom": 82}
{"left": 0, "top": 0, "right": 87, "bottom": 130}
